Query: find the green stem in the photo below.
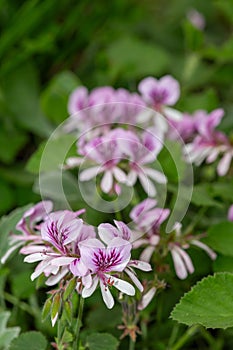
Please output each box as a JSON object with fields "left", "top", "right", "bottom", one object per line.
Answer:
{"left": 73, "top": 296, "right": 84, "bottom": 350}
{"left": 129, "top": 338, "right": 135, "bottom": 350}
{"left": 171, "top": 325, "right": 199, "bottom": 350}
{"left": 3, "top": 292, "right": 36, "bottom": 316}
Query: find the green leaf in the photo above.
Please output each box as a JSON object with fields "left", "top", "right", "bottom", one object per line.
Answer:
{"left": 203, "top": 222, "right": 233, "bottom": 256}
{"left": 1, "top": 61, "right": 52, "bottom": 137}
{"left": 11, "top": 270, "right": 35, "bottom": 299}
{"left": 157, "top": 140, "right": 186, "bottom": 183}
{"left": 213, "top": 255, "right": 233, "bottom": 273}
{"left": 41, "top": 70, "right": 81, "bottom": 125}
{"left": 171, "top": 273, "right": 233, "bottom": 329}
{"left": 106, "top": 36, "right": 169, "bottom": 80}
{"left": 191, "top": 184, "right": 222, "bottom": 208}
{"left": 0, "top": 178, "right": 14, "bottom": 215}
{"left": 0, "top": 128, "right": 28, "bottom": 164}
{"left": 26, "top": 134, "right": 77, "bottom": 174}
{"left": 9, "top": 331, "right": 47, "bottom": 350}
{"left": 86, "top": 332, "right": 119, "bottom": 350}
{"left": 0, "top": 311, "right": 20, "bottom": 349}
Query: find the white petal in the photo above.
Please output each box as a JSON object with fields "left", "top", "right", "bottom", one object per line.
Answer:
{"left": 164, "top": 107, "right": 183, "bottom": 121}
{"left": 126, "top": 170, "right": 137, "bottom": 186}
{"left": 1, "top": 242, "right": 23, "bottom": 264}
{"left": 100, "top": 281, "right": 114, "bottom": 309}
{"left": 140, "top": 246, "right": 155, "bottom": 262}
{"left": 101, "top": 171, "right": 113, "bottom": 193}
{"left": 125, "top": 268, "right": 143, "bottom": 292}
{"left": 82, "top": 276, "right": 98, "bottom": 298}
{"left": 51, "top": 312, "right": 58, "bottom": 327}
{"left": 46, "top": 268, "right": 69, "bottom": 286}
{"left": 138, "top": 172, "right": 156, "bottom": 197}
{"left": 109, "top": 275, "right": 135, "bottom": 296}
{"left": 170, "top": 248, "right": 188, "bottom": 280}
{"left": 24, "top": 252, "right": 46, "bottom": 263}
{"left": 191, "top": 240, "right": 217, "bottom": 260}
{"left": 51, "top": 256, "right": 76, "bottom": 266}
{"left": 217, "top": 152, "right": 232, "bottom": 176}
{"left": 112, "top": 167, "right": 127, "bottom": 183}
{"left": 129, "top": 260, "right": 152, "bottom": 271}
{"left": 79, "top": 166, "right": 101, "bottom": 181}
{"left": 175, "top": 246, "right": 194, "bottom": 274}
{"left": 144, "top": 168, "right": 167, "bottom": 184}
{"left": 31, "top": 260, "right": 51, "bottom": 281}
{"left": 138, "top": 287, "right": 157, "bottom": 310}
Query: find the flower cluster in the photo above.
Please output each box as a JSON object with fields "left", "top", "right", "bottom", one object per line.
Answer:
{"left": 2, "top": 202, "right": 151, "bottom": 321}
{"left": 130, "top": 199, "right": 216, "bottom": 280}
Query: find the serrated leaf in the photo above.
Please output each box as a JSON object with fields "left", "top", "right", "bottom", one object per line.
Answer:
{"left": 86, "top": 332, "right": 119, "bottom": 350}
{"left": 171, "top": 273, "right": 233, "bottom": 329}
{"left": 204, "top": 222, "right": 233, "bottom": 256}
{"left": 9, "top": 331, "right": 47, "bottom": 350}
{"left": 26, "top": 134, "right": 77, "bottom": 174}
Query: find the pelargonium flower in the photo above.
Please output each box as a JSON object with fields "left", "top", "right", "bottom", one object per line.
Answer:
{"left": 185, "top": 108, "right": 233, "bottom": 176}
{"left": 65, "top": 85, "right": 145, "bottom": 134}
{"left": 120, "top": 130, "right": 166, "bottom": 196}
{"left": 130, "top": 199, "right": 170, "bottom": 261}
{"left": 138, "top": 75, "right": 180, "bottom": 109}
{"left": 187, "top": 8, "right": 205, "bottom": 30}
{"left": 19, "top": 209, "right": 92, "bottom": 287}
{"left": 73, "top": 232, "right": 151, "bottom": 309}
{"left": 168, "top": 223, "right": 217, "bottom": 280}
{"left": 1, "top": 201, "right": 53, "bottom": 264}
{"left": 78, "top": 129, "right": 128, "bottom": 193}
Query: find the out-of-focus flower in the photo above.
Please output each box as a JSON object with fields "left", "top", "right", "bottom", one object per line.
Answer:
{"left": 122, "top": 130, "right": 166, "bottom": 196}
{"left": 1, "top": 201, "right": 53, "bottom": 264}
{"left": 185, "top": 108, "right": 233, "bottom": 176}
{"left": 187, "top": 8, "right": 205, "bottom": 30}
{"left": 138, "top": 75, "right": 180, "bottom": 109}
{"left": 228, "top": 205, "right": 233, "bottom": 221}
{"left": 169, "top": 223, "right": 216, "bottom": 279}
{"left": 130, "top": 199, "right": 170, "bottom": 262}
{"left": 138, "top": 287, "right": 157, "bottom": 310}
{"left": 78, "top": 129, "right": 128, "bottom": 193}
{"left": 66, "top": 85, "right": 145, "bottom": 133}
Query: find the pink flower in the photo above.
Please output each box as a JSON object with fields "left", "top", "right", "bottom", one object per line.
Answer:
{"left": 130, "top": 199, "right": 170, "bottom": 262}
{"left": 66, "top": 85, "right": 145, "bottom": 133}
{"left": 122, "top": 130, "right": 166, "bottom": 196}
{"left": 78, "top": 237, "right": 135, "bottom": 308}
{"left": 138, "top": 75, "right": 180, "bottom": 109}
{"left": 41, "top": 210, "right": 83, "bottom": 254}
{"left": 228, "top": 205, "right": 233, "bottom": 221}
{"left": 98, "top": 220, "right": 132, "bottom": 244}
{"left": 187, "top": 9, "right": 205, "bottom": 30}
{"left": 169, "top": 223, "right": 216, "bottom": 279}
{"left": 76, "top": 235, "right": 151, "bottom": 308}
{"left": 1, "top": 201, "right": 53, "bottom": 264}
{"left": 17, "top": 200, "right": 53, "bottom": 236}
{"left": 185, "top": 109, "right": 233, "bottom": 176}
{"left": 79, "top": 129, "right": 127, "bottom": 193}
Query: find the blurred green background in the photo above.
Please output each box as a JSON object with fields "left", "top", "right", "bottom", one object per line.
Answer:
{"left": 1, "top": 0, "right": 233, "bottom": 218}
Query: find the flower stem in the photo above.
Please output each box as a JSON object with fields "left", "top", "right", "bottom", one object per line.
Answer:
{"left": 171, "top": 325, "right": 199, "bottom": 350}
{"left": 129, "top": 338, "right": 135, "bottom": 350}
{"left": 73, "top": 296, "right": 84, "bottom": 350}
